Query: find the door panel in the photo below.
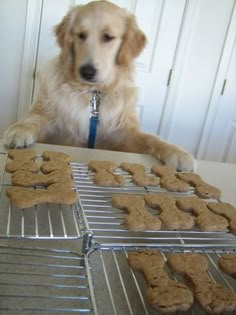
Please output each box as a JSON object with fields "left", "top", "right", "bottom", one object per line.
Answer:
{"left": 205, "top": 40, "right": 236, "bottom": 163}
{"left": 162, "top": 0, "right": 235, "bottom": 156}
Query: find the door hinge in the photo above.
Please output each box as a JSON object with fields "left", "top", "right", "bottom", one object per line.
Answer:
{"left": 167, "top": 69, "right": 173, "bottom": 87}
{"left": 32, "top": 69, "right": 37, "bottom": 80}
{"left": 221, "top": 79, "right": 227, "bottom": 95}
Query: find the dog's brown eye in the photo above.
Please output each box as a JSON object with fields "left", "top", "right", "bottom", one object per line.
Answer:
{"left": 103, "top": 33, "right": 115, "bottom": 43}
{"left": 78, "top": 32, "right": 87, "bottom": 41}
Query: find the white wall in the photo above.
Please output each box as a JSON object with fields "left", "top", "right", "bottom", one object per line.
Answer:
{"left": 0, "top": 0, "right": 28, "bottom": 138}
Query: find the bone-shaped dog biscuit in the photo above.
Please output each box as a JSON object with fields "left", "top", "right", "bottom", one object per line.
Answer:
{"left": 151, "top": 164, "right": 189, "bottom": 192}
{"left": 8, "top": 149, "right": 37, "bottom": 161}
{"left": 176, "top": 196, "right": 228, "bottom": 231}
{"left": 11, "top": 168, "right": 73, "bottom": 187}
{"left": 93, "top": 169, "right": 124, "bottom": 186}
{"left": 88, "top": 160, "right": 116, "bottom": 172}
{"left": 41, "top": 161, "right": 71, "bottom": 174}
{"left": 145, "top": 193, "right": 194, "bottom": 229}
{"left": 88, "top": 160, "right": 124, "bottom": 186}
{"left": 5, "top": 161, "right": 40, "bottom": 173}
{"left": 218, "top": 255, "right": 236, "bottom": 279}
{"left": 121, "top": 162, "right": 160, "bottom": 186}
{"left": 112, "top": 194, "right": 161, "bottom": 231}
{"left": 167, "top": 253, "right": 236, "bottom": 313}
{"left": 6, "top": 149, "right": 40, "bottom": 173}
{"left": 6, "top": 183, "right": 77, "bottom": 208}
{"left": 128, "top": 251, "right": 193, "bottom": 313}
{"left": 177, "top": 172, "right": 221, "bottom": 199}
{"left": 207, "top": 202, "right": 236, "bottom": 234}
{"left": 42, "top": 151, "right": 71, "bottom": 162}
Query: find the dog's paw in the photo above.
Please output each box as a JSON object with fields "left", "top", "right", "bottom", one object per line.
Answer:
{"left": 159, "top": 144, "right": 195, "bottom": 172}
{"left": 4, "top": 123, "right": 37, "bottom": 149}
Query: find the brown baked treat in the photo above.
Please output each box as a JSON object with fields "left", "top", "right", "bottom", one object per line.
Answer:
{"left": 8, "top": 149, "right": 37, "bottom": 161}
{"left": 145, "top": 193, "right": 194, "bottom": 230}
{"left": 41, "top": 160, "right": 71, "bottom": 174}
{"left": 176, "top": 196, "right": 228, "bottom": 231}
{"left": 88, "top": 160, "right": 124, "bottom": 186}
{"left": 218, "top": 255, "right": 236, "bottom": 279}
{"left": 88, "top": 160, "right": 116, "bottom": 172}
{"left": 112, "top": 194, "right": 161, "bottom": 231}
{"left": 177, "top": 172, "right": 221, "bottom": 199}
{"left": 128, "top": 251, "right": 193, "bottom": 313}
{"left": 207, "top": 202, "right": 236, "bottom": 235}
{"left": 11, "top": 168, "right": 73, "bottom": 188}
{"left": 5, "top": 161, "right": 40, "bottom": 173}
{"left": 6, "top": 149, "right": 39, "bottom": 173}
{"left": 94, "top": 169, "right": 124, "bottom": 186}
{"left": 151, "top": 165, "right": 189, "bottom": 192}
{"left": 6, "top": 183, "right": 77, "bottom": 208}
{"left": 121, "top": 162, "right": 160, "bottom": 186}
{"left": 167, "top": 253, "right": 236, "bottom": 313}
{"left": 42, "top": 151, "right": 71, "bottom": 163}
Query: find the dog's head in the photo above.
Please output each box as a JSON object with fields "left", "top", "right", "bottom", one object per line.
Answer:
{"left": 54, "top": 0, "right": 146, "bottom": 87}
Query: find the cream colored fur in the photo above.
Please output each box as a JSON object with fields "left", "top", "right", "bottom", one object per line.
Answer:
{"left": 4, "top": 0, "right": 194, "bottom": 171}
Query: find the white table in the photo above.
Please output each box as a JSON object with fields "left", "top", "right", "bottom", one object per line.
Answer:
{"left": 1, "top": 141, "right": 235, "bottom": 205}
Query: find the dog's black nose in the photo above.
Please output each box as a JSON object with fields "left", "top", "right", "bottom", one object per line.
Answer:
{"left": 80, "top": 64, "right": 97, "bottom": 81}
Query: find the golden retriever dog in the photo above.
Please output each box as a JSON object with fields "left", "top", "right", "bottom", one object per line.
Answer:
{"left": 4, "top": 0, "right": 194, "bottom": 171}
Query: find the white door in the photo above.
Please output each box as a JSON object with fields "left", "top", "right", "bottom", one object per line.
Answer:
{"left": 158, "top": 0, "right": 236, "bottom": 158}
{"left": 204, "top": 40, "right": 236, "bottom": 163}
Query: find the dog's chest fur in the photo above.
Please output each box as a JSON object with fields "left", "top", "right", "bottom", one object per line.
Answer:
{"left": 39, "top": 58, "right": 134, "bottom": 147}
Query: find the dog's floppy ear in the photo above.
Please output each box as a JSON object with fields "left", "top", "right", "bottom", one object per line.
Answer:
{"left": 117, "top": 15, "right": 146, "bottom": 66}
{"left": 54, "top": 8, "right": 76, "bottom": 61}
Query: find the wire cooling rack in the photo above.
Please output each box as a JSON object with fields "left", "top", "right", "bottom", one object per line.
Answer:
{"left": 0, "top": 245, "right": 97, "bottom": 314}
{"left": 72, "top": 162, "right": 236, "bottom": 251}
{"left": 1, "top": 244, "right": 235, "bottom": 315}
{"left": 89, "top": 248, "right": 236, "bottom": 315}
{"left": 0, "top": 151, "right": 82, "bottom": 239}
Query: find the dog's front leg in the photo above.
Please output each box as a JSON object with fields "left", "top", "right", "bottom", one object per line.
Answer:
{"left": 4, "top": 110, "right": 49, "bottom": 149}
{"left": 111, "top": 130, "right": 195, "bottom": 171}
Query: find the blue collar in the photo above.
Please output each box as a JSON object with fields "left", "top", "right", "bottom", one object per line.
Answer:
{"left": 88, "top": 91, "right": 101, "bottom": 149}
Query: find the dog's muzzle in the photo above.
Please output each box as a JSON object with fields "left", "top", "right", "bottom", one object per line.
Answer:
{"left": 80, "top": 64, "right": 97, "bottom": 81}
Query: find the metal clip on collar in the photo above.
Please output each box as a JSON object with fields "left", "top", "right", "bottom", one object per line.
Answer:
{"left": 88, "top": 90, "right": 101, "bottom": 149}
{"left": 90, "top": 90, "right": 101, "bottom": 118}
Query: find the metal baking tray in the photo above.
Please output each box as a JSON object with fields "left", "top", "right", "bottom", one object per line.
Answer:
{"left": 72, "top": 163, "right": 236, "bottom": 251}
{"left": 0, "top": 245, "right": 97, "bottom": 314}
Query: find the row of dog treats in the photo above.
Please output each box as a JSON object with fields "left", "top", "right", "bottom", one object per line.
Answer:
{"left": 88, "top": 160, "right": 221, "bottom": 199}
{"left": 128, "top": 250, "right": 236, "bottom": 314}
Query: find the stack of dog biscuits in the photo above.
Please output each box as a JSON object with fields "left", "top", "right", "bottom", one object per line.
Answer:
{"left": 5, "top": 149, "right": 77, "bottom": 208}
{"left": 5, "top": 149, "right": 40, "bottom": 173}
